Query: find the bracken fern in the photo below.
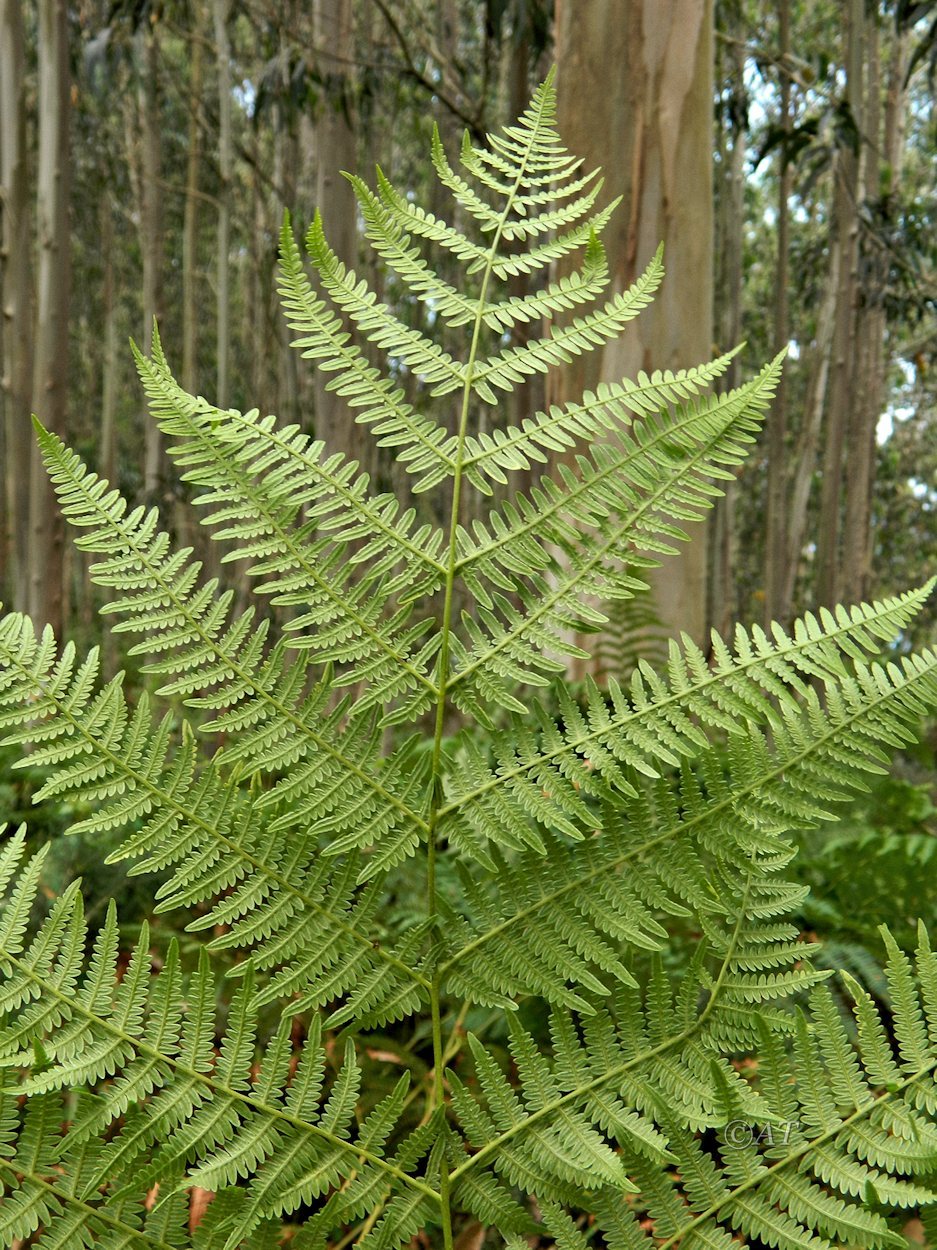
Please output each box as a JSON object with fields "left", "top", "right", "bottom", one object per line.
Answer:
{"left": 1, "top": 71, "right": 937, "bottom": 1250}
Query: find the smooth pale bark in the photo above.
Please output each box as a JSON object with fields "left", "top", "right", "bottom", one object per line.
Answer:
{"left": 816, "top": 0, "right": 863, "bottom": 608}
{"left": 709, "top": 8, "right": 746, "bottom": 640}
{"left": 274, "top": 14, "right": 300, "bottom": 430}
{"left": 555, "top": 0, "right": 714, "bottom": 647}
{"left": 136, "top": 21, "right": 165, "bottom": 501}
{"left": 0, "top": 0, "right": 33, "bottom": 613}
{"left": 842, "top": 26, "right": 909, "bottom": 605}
{"left": 182, "top": 14, "right": 204, "bottom": 395}
{"left": 764, "top": 0, "right": 793, "bottom": 625}
{"left": 28, "top": 0, "right": 70, "bottom": 632}
{"left": 213, "top": 0, "right": 232, "bottom": 409}
{"left": 248, "top": 152, "right": 264, "bottom": 409}
{"left": 842, "top": 16, "right": 880, "bottom": 606}
{"left": 782, "top": 242, "right": 839, "bottom": 613}
{"left": 99, "top": 195, "right": 118, "bottom": 486}
{"left": 312, "top": 0, "right": 362, "bottom": 465}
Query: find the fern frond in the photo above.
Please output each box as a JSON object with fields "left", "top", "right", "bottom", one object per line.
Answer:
{"left": 447, "top": 928, "right": 937, "bottom": 1248}
{"left": 32, "top": 425, "right": 432, "bottom": 864}
{"left": 305, "top": 213, "right": 466, "bottom": 395}
{"left": 444, "top": 359, "right": 781, "bottom": 715}
{"left": 0, "top": 1088, "right": 191, "bottom": 1250}
{"left": 618, "top": 936, "right": 937, "bottom": 1250}
{"left": 454, "top": 348, "right": 740, "bottom": 490}
{"left": 7, "top": 62, "right": 937, "bottom": 1250}
{"left": 133, "top": 332, "right": 444, "bottom": 719}
{"left": 444, "top": 897, "right": 776, "bottom": 1216}
{"left": 278, "top": 217, "right": 458, "bottom": 492}
{"left": 0, "top": 629, "right": 430, "bottom": 1023}
{"left": 438, "top": 580, "right": 936, "bottom": 863}
{"left": 436, "top": 643, "right": 937, "bottom": 1013}
{"left": 377, "top": 166, "right": 620, "bottom": 284}
{"left": 0, "top": 864, "right": 439, "bottom": 1248}
{"left": 455, "top": 245, "right": 663, "bottom": 404}
{"left": 355, "top": 170, "right": 612, "bottom": 336}
{"left": 430, "top": 112, "right": 605, "bottom": 242}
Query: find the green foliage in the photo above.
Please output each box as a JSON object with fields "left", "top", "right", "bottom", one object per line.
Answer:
{"left": 1, "top": 71, "right": 937, "bottom": 1249}
{"left": 795, "top": 765, "right": 937, "bottom": 994}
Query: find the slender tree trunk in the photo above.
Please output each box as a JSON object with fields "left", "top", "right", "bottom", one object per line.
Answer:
{"left": 816, "top": 0, "right": 863, "bottom": 608}
{"left": 709, "top": 3, "right": 746, "bottom": 639}
{"left": 555, "top": 0, "right": 714, "bottom": 648}
{"left": 213, "top": 0, "right": 232, "bottom": 409}
{"left": 764, "top": 0, "right": 792, "bottom": 625}
{"left": 137, "top": 20, "right": 165, "bottom": 501}
{"left": 275, "top": 17, "right": 300, "bottom": 429}
{"left": 312, "top": 0, "right": 362, "bottom": 464}
{"left": 182, "top": 14, "right": 204, "bottom": 396}
{"left": 249, "top": 150, "right": 268, "bottom": 416}
{"left": 100, "top": 195, "right": 118, "bottom": 486}
{"left": 782, "top": 242, "right": 839, "bottom": 612}
{"left": 0, "top": 0, "right": 33, "bottom": 613}
{"left": 842, "top": 17, "right": 880, "bottom": 605}
{"left": 842, "top": 24, "right": 909, "bottom": 605}
{"left": 29, "top": 0, "right": 70, "bottom": 632}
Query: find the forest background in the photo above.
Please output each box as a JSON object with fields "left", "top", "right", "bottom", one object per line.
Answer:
{"left": 2, "top": 0, "right": 936, "bottom": 648}
{"left": 1, "top": 0, "right": 937, "bottom": 1242}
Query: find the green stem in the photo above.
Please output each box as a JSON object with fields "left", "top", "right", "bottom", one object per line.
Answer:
{"left": 448, "top": 876, "right": 753, "bottom": 1186}
{"left": 422, "top": 92, "right": 554, "bottom": 1249}
{"left": 437, "top": 656, "right": 937, "bottom": 983}
{"left": 654, "top": 1053, "right": 937, "bottom": 1250}
{"left": 1, "top": 946, "right": 439, "bottom": 1202}
{"left": 0, "top": 1156, "right": 179, "bottom": 1250}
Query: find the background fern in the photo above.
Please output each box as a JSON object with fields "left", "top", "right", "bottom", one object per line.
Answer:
{"left": 1, "top": 70, "right": 936, "bottom": 1250}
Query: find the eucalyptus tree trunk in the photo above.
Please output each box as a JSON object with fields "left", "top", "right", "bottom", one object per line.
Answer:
{"left": 764, "top": 0, "right": 793, "bottom": 625}
{"left": 312, "top": 0, "right": 362, "bottom": 465}
{"left": 710, "top": 0, "right": 746, "bottom": 640}
{"left": 816, "top": 0, "right": 863, "bottom": 608}
{"left": 182, "top": 12, "right": 204, "bottom": 396}
{"left": 213, "top": 0, "right": 232, "bottom": 410}
{"left": 555, "top": 0, "right": 714, "bottom": 648}
{"left": 99, "top": 194, "right": 118, "bottom": 487}
{"left": 28, "top": 0, "right": 70, "bottom": 632}
{"left": 841, "top": 24, "right": 909, "bottom": 605}
{"left": 782, "top": 243, "right": 838, "bottom": 614}
{"left": 0, "top": 0, "right": 33, "bottom": 614}
{"left": 841, "top": 16, "right": 881, "bottom": 606}
{"left": 274, "top": 13, "right": 300, "bottom": 430}
{"left": 136, "top": 20, "right": 165, "bottom": 501}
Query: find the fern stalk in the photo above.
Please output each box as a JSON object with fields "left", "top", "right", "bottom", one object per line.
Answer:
{"left": 424, "top": 80, "right": 561, "bottom": 1248}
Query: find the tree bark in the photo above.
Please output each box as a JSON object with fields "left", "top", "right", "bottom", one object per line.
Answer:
{"left": 182, "top": 10, "right": 204, "bottom": 396}
{"left": 0, "top": 0, "right": 33, "bottom": 614}
{"left": 100, "top": 194, "right": 118, "bottom": 487}
{"left": 842, "top": 16, "right": 880, "bottom": 606}
{"left": 842, "top": 24, "right": 909, "bottom": 605}
{"left": 782, "top": 241, "right": 839, "bottom": 613}
{"left": 709, "top": 1, "right": 746, "bottom": 640}
{"left": 815, "top": 0, "right": 863, "bottom": 608}
{"left": 764, "top": 0, "right": 793, "bottom": 625}
{"left": 312, "top": 0, "right": 362, "bottom": 464}
{"left": 274, "top": 13, "right": 300, "bottom": 429}
{"left": 136, "top": 19, "right": 165, "bottom": 501}
{"left": 555, "top": 0, "right": 714, "bottom": 647}
{"left": 28, "top": 0, "right": 71, "bottom": 632}
{"left": 213, "top": 0, "right": 232, "bottom": 409}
